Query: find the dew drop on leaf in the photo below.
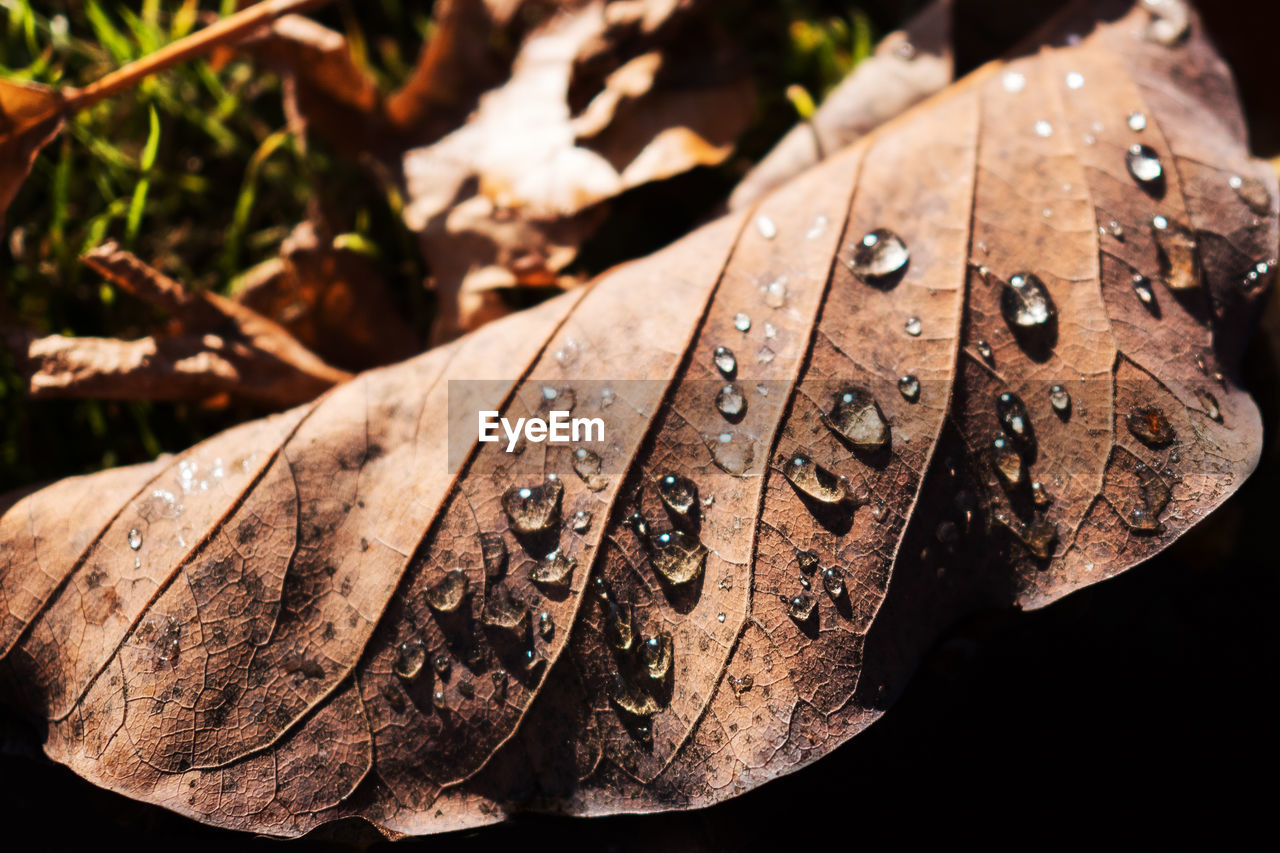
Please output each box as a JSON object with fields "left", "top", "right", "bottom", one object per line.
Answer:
{"left": 897, "top": 374, "right": 920, "bottom": 402}
{"left": 1126, "top": 144, "right": 1164, "bottom": 185}
{"left": 641, "top": 633, "right": 673, "bottom": 680}
{"left": 904, "top": 316, "right": 922, "bottom": 337}
{"left": 716, "top": 383, "right": 747, "bottom": 419}
{"left": 656, "top": 473, "right": 698, "bottom": 516}
{"left": 530, "top": 548, "right": 575, "bottom": 587}
{"left": 975, "top": 340, "right": 994, "bottom": 364}
{"left": 502, "top": 477, "right": 564, "bottom": 534}
{"left": 1142, "top": 0, "right": 1190, "bottom": 46}
{"left": 394, "top": 638, "right": 426, "bottom": 682}
{"left": 784, "top": 592, "right": 817, "bottom": 622}
{"left": 1132, "top": 273, "right": 1156, "bottom": 308}
{"left": 1049, "top": 384, "right": 1072, "bottom": 415}
{"left": 538, "top": 611, "right": 554, "bottom": 640}
{"left": 783, "top": 455, "right": 849, "bottom": 504}
{"left": 426, "top": 570, "right": 470, "bottom": 613}
{"left": 1127, "top": 405, "right": 1176, "bottom": 447}
{"left": 647, "top": 529, "right": 708, "bottom": 585}
{"left": 1000, "top": 273, "right": 1057, "bottom": 330}
{"left": 1151, "top": 216, "right": 1201, "bottom": 291}
{"left": 821, "top": 567, "right": 845, "bottom": 599}
{"left": 480, "top": 532, "right": 507, "bottom": 578}
{"left": 1228, "top": 174, "right": 1272, "bottom": 215}
{"left": 128, "top": 528, "right": 142, "bottom": 550}
{"left": 713, "top": 345, "right": 737, "bottom": 377}
{"left": 847, "top": 228, "right": 909, "bottom": 283}
{"left": 572, "top": 448, "right": 609, "bottom": 492}
{"left": 825, "top": 386, "right": 889, "bottom": 451}
{"left": 605, "top": 601, "right": 635, "bottom": 651}
{"left": 996, "top": 392, "right": 1030, "bottom": 438}
{"left": 796, "top": 548, "right": 819, "bottom": 574}
{"left": 991, "top": 437, "right": 1023, "bottom": 485}
{"left": 733, "top": 312, "right": 751, "bottom": 332}
{"left": 1127, "top": 110, "right": 1147, "bottom": 132}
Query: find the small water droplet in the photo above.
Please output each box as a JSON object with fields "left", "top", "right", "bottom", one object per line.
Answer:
{"left": 128, "top": 528, "right": 142, "bottom": 550}
{"left": 1150, "top": 217, "right": 1201, "bottom": 291}
{"left": 991, "top": 437, "right": 1023, "bottom": 485}
{"left": 764, "top": 322, "right": 777, "bottom": 339}
{"left": 1228, "top": 174, "right": 1273, "bottom": 214}
{"left": 538, "top": 611, "right": 555, "bottom": 640}
{"left": 757, "top": 345, "right": 776, "bottom": 364}
{"left": 763, "top": 277, "right": 787, "bottom": 308}
{"left": 1049, "top": 384, "right": 1072, "bottom": 414}
{"left": 784, "top": 455, "right": 849, "bottom": 504}
{"left": 796, "top": 548, "right": 819, "bottom": 573}
{"left": 713, "top": 345, "right": 737, "bottom": 377}
{"left": 1034, "top": 120, "right": 1054, "bottom": 137}
{"left": 502, "top": 478, "right": 564, "bottom": 534}
{"left": 1126, "top": 144, "right": 1164, "bottom": 185}
{"left": 996, "top": 392, "right": 1030, "bottom": 438}
{"left": 904, "top": 316, "right": 922, "bottom": 337}
{"left": 572, "top": 510, "right": 593, "bottom": 533}
{"left": 756, "top": 215, "right": 778, "bottom": 240}
{"left": 1195, "top": 389, "right": 1222, "bottom": 422}
{"left": 530, "top": 548, "right": 575, "bottom": 587}
{"left": 394, "top": 638, "right": 426, "bottom": 681}
{"left": 646, "top": 529, "right": 708, "bottom": 585}
{"left": 975, "top": 340, "right": 994, "bottom": 364}
{"left": 897, "top": 374, "right": 920, "bottom": 402}
{"left": 1141, "top": 0, "right": 1190, "bottom": 46}
{"left": 825, "top": 387, "right": 890, "bottom": 451}
{"left": 610, "top": 672, "right": 660, "bottom": 717}
{"left": 426, "top": 570, "right": 470, "bottom": 613}
{"left": 641, "top": 633, "right": 673, "bottom": 680}
{"left": 657, "top": 473, "right": 698, "bottom": 516}
{"left": 1132, "top": 273, "right": 1156, "bottom": 308}
{"left": 729, "top": 673, "right": 754, "bottom": 694}
{"left": 432, "top": 654, "right": 451, "bottom": 678}
{"left": 716, "top": 383, "right": 747, "bottom": 419}
{"left": 554, "top": 339, "right": 581, "bottom": 367}
{"left": 1127, "top": 111, "right": 1148, "bottom": 131}
{"left": 482, "top": 585, "right": 530, "bottom": 642}
{"left": 821, "top": 567, "right": 845, "bottom": 599}
{"left": 480, "top": 532, "right": 507, "bottom": 578}
{"left": 1003, "top": 71, "right": 1026, "bottom": 92}
{"left": 600, "top": 388, "right": 616, "bottom": 408}
{"left": 806, "top": 215, "right": 829, "bottom": 240}
{"left": 1001, "top": 273, "right": 1057, "bottom": 330}
{"left": 994, "top": 510, "right": 1058, "bottom": 559}
{"left": 733, "top": 312, "right": 751, "bottom": 332}
{"left": 717, "top": 612, "right": 726, "bottom": 623}
{"left": 1127, "top": 406, "right": 1176, "bottom": 446}
{"left": 848, "top": 228, "right": 910, "bottom": 283}
{"left": 1065, "top": 71, "right": 1085, "bottom": 89}
{"left": 1031, "top": 481, "right": 1053, "bottom": 507}
{"left": 1107, "top": 220, "right": 1125, "bottom": 239}
{"left": 572, "top": 447, "right": 609, "bottom": 491}
{"left": 605, "top": 601, "right": 635, "bottom": 651}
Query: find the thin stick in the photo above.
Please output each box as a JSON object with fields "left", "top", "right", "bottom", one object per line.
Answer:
{"left": 61, "top": 0, "right": 335, "bottom": 114}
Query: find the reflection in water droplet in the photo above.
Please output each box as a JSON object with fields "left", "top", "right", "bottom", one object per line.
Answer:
{"left": 1228, "top": 174, "right": 1273, "bottom": 214}
{"left": 553, "top": 339, "right": 580, "bottom": 367}
{"left": 1127, "top": 111, "right": 1147, "bottom": 131}
{"left": 572, "top": 510, "right": 593, "bottom": 533}
{"left": 1127, "top": 406, "right": 1176, "bottom": 446}
{"left": 1049, "top": 384, "right": 1072, "bottom": 414}
{"left": 657, "top": 473, "right": 698, "bottom": 516}
{"left": 991, "top": 437, "right": 1023, "bottom": 485}
{"left": 641, "top": 633, "right": 673, "bottom": 680}
{"left": 538, "top": 611, "right": 554, "bottom": 640}
{"left": 1126, "top": 144, "right": 1164, "bottom": 185}
{"left": 712, "top": 431, "right": 756, "bottom": 476}
{"left": 848, "top": 228, "right": 909, "bottom": 283}
{"left": 1195, "top": 389, "right": 1222, "bottom": 422}
{"left": 1003, "top": 71, "right": 1026, "bottom": 93}
{"left": 716, "top": 383, "right": 747, "bottom": 419}
{"left": 825, "top": 387, "right": 889, "bottom": 451}
{"left": 994, "top": 511, "right": 1058, "bottom": 559}
{"left": 976, "top": 340, "right": 994, "bottom": 364}
{"left": 605, "top": 601, "right": 635, "bottom": 651}
{"left": 898, "top": 374, "right": 920, "bottom": 402}
{"left": 733, "top": 312, "right": 751, "bottom": 332}
{"left": 821, "top": 567, "right": 845, "bottom": 599}
{"left": 904, "top": 316, "right": 922, "bottom": 337}
{"left": 756, "top": 215, "right": 778, "bottom": 240}
{"left": 426, "top": 571, "right": 470, "bottom": 613}
{"left": 394, "top": 638, "right": 426, "bottom": 681}
{"left": 482, "top": 585, "right": 531, "bottom": 642}
{"left": 1132, "top": 274, "right": 1156, "bottom": 307}
{"left": 784, "top": 455, "right": 849, "bottom": 504}
{"left": 1065, "top": 71, "right": 1084, "bottom": 89}
{"left": 796, "top": 548, "right": 819, "bottom": 573}
{"left": 480, "top": 533, "right": 507, "bottom": 578}
{"left": 1151, "top": 216, "right": 1201, "bottom": 291}
{"left": 1031, "top": 481, "right": 1053, "bottom": 507}
{"left": 763, "top": 278, "right": 787, "bottom": 308}
{"left": 502, "top": 478, "right": 564, "bottom": 534}
{"left": 784, "top": 592, "right": 817, "bottom": 622}
{"left": 572, "top": 448, "right": 609, "bottom": 492}
{"left": 128, "top": 528, "right": 142, "bottom": 550}
{"left": 530, "top": 548, "right": 575, "bottom": 587}
{"left": 1034, "top": 120, "right": 1053, "bottom": 137}
{"left": 648, "top": 529, "right": 708, "bottom": 585}
{"left": 996, "top": 392, "right": 1030, "bottom": 438}
{"left": 713, "top": 346, "right": 737, "bottom": 377}
{"left": 1001, "top": 273, "right": 1057, "bottom": 330}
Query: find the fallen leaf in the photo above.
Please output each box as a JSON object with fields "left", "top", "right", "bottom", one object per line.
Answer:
{"left": 0, "top": 79, "right": 66, "bottom": 229}
{"left": 0, "top": 0, "right": 1274, "bottom": 839}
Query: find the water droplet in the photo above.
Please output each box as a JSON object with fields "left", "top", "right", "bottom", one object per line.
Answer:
{"left": 1000, "top": 273, "right": 1057, "bottom": 329}
{"left": 127, "top": 528, "right": 142, "bottom": 550}
{"left": 729, "top": 673, "right": 754, "bottom": 694}
{"left": 605, "top": 601, "right": 635, "bottom": 651}
{"left": 991, "top": 437, "right": 1023, "bottom": 485}
{"left": 1122, "top": 460, "right": 1172, "bottom": 533}
{"left": 717, "top": 612, "right": 726, "bottom": 623}
{"left": 784, "top": 455, "right": 849, "bottom": 504}
{"left": 1107, "top": 219, "right": 1126, "bottom": 239}
{"left": 480, "top": 533, "right": 507, "bottom": 578}
{"left": 716, "top": 383, "right": 747, "bottom": 419}
{"left": 1127, "top": 111, "right": 1148, "bottom": 131}
{"left": 994, "top": 510, "right": 1058, "bottom": 559}
{"left": 784, "top": 592, "right": 817, "bottom": 622}
{"left": 764, "top": 323, "right": 777, "bottom": 340}
{"left": 1132, "top": 273, "right": 1156, "bottom": 307}
{"left": 848, "top": 228, "right": 909, "bottom": 283}
{"left": 538, "top": 611, "right": 554, "bottom": 640}
{"left": 796, "top": 548, "right": 819, "bottom": 573}
{"left": 1049, "top": 384, "right": 1072, "bottom": 414}
{"left": 825, "top": 387, "right": 890, "bottom": 451}
{"left": 975, "top": 340, "right": 994, "bottom": 364}
{"left": 1141, "top": 0, "right": 1189, "bottom": 46}
{"left": 756, "top": 215, "right": 778, "bottom": 240}
{"left": 657, "top": 473, "right": 698, "bottom": 516}
{"left": 806, "top": 214, "right": 829, "bottom": 240}
{"left": 647, "top": 529, "right": 708, "bottom": 585}
{"left": 1003, "top": 71, "right": 1026, "bottom": 93}
{"left": 733, "top": 312, "right": 751, "bottom": 332}
{"left": 432, "top": 654, "right": 451, "bottom": 678}
{"left": 763, "top": 277, "right": 787, "bottom": 308}
{"left": 1065, "top": 71, "right": 1085, "bottom": 89}
{"left": 996, "top": 392, "right": 1030, "bottom": 438}
{"left": 553, "top": 338, "right": 581, "bottom": 367}
{"left": 610, "top": 673, "right": 660, "bottom": 717}
{"left": 600, "top": 388, "right": 616, "bottom": 408}
{"left": 757, "top": 346, "right": 776, "bottom": 364}
{"left": 530, "top": 548, "right": 575, "bottom": 587}
{"left": 712, "top": 345, "right": 737, "bottom": 377}
{"left": 572, "top": 510, "right": 593, "bottom": 533}
{"left": 1127, "top": 406, "right": 1176, "bottom": 447}
{"left": 481, "top": 585, "right": 531, "bottom": 642}
{"left": 502, "top": 478, "right": 564, "bottom": 534}
{"left": 572, "top": 448, "right": 609, "bottom": 492}
{"left": 897, "top": 374, "right": 920, "bottom": 402}
{"left": 641, "top": 633, "right": 673, "bottom": 680}
{"left": 394, "top": 638, "right": 426, "bottom": 681}
{"left": 871, "top": 501, "right": 888, "bottom": 522}
{"left": 1126, "top": 144, "right": 1164, "bottom": 185}
{"left": 711, "top": 431, "right": 756, "bottom": 476}
{"left": 904, "top": 316, "right": 922, "bottom": 337}
{"left": 1034, "top": 120, "right": 1054, "bottom": 137}
{"left": 1031, "top": 481, "right": 1053, "bottom": 507}
{"left": 1228, "top": 174, "right": 1273, "bottom": 214}
{"left": 1195, "top": 389, "right": 1222, "bottom": 422}
{"left": 821, "top": 567, "right": 845, "bottom": 599}
{"left": 426, "top": 570, "right": 470, "bottom": 613}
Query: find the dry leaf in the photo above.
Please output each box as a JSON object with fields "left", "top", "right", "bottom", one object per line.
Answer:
{"left": 0, "top": 79, "right": 66, "bottom": 229}
{"left": 0, "top": 0, "right": 1274, "bottom": 839}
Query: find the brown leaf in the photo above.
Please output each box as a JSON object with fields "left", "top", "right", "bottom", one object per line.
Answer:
{"left": 0, "top": 79, "right": 66, "bottom": 229}
{"left": 1, "top": 0, "right": 1275, "bottom": 838}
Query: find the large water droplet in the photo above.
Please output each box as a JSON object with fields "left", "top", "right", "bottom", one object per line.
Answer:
{"left": 821, "top": 567, "right": 845, "bottom": 599}
{"left": 796, "top": 548, "right": 819, "bottom": 573}
{"left": 1126, "top": 144, "right": 1164, "bottom": 186}
{"left": 711, "top": 431, "right": 756, "bottom": 476}
{"left": 572, "top": 448, "right": 609, "bottom": 492}
{"left": 848, "top": 228, "right": 909, "bottom": 283}
{"left": 605, "top": 601, "right": 635, "bottom": 651}
{"left": 481, "top": 585, "right": 531, "bottom": 642}
{"left": 904, "top": 316, "right": 922, "bottom": 337}
{"left": 610, "top": 673, "right": 660, "bottom": 717}
{"left": 1049, "top": 384, "right": 1072, "bottom": 415}
{"left": 128, "top": 528, "right": 142, "bottom": 550}
{"left": 991, "top": 437, "right": 1023, "bottom": 485}
{"left": 996, "top": 392, "right": 1030, "bottom": 438}
{"left": 784, "top": 592, "right": 817, "bottom": 622}
{"left": 1151, "top": 216, "right": 1200, "bottom": 291}
{"left": 716, "top": 383, "right": 747, "bottom": 419}
{"left": 648, "top": 529, "right": 708, "bottom": 585}
{"left": 394, "top": 638, "right": 426, "bottom": 681}
{"left": 502, "top": 478, "right": 563, "bottom": 534}
{"left": 1127, "top": 406, "right": 1175, "bottom": 447}
{"left": 825, "top": 387, "right": 889, "bottom": 451}
{"left": 480, "top": 533, "right": 507, "bottom": 578}
{"left": 1228, "top": 174, "right": 1272, "bottom": 215}
{"left": 530, "top": 548, "right": 575, "bottom": 587}
{"left": 426, "top": 571, "right": 470, "bottom": 613}
{"left": 656, "top": 473, "right": 698, "bottom": 516}
{"left": 1000, "top": 273, "right": 1057, "bottom": 330}
{"left": 641, "top": 633, "right": 673, "bottom": 680}
{"left": 713, "top": 346, "right": 737, "bottom": 377}
{"left": 784, "top": 455, "right": 849, "bottom": 504}
{"left": 897, "top": 374, "right": 920, "bottom": 402}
